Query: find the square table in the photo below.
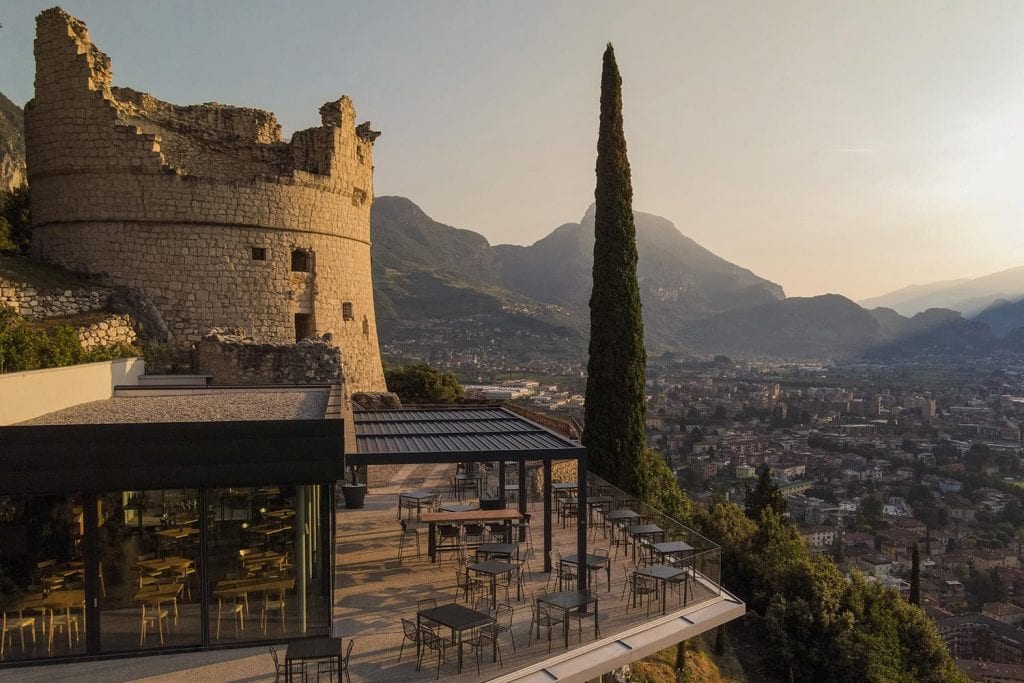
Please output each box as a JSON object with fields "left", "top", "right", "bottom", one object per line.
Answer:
{"left": 627, "top": 524, "right": 665, "bottom": 562}
{"left": 468, "top": 560, "right": 518, "bottom": 608}
{"left": 605, "top": 509, "right": 640, "bottom": 547}
{"left": 635, "top": 564, "right": 686, "bottom": 614}
{"left": 399, "top": 490, "right": 438, "bottom": 521}
{"left": 586, "top": 495, "right": 616, "bottom": 525}
{"left": 651, "top": 540, "right": 694, "bottom": 565}
{"left": 536, "top": 591, "right": 599, "bottom": 649}
{"left": 475, "top": 542, "right": 519, "bottom": 562}
{"left": 560, "top": 552, "right": 612, "bottom": 592}
{"left": 418, "top": 603, "right": 494, "bottom": 673}
{"left": 285, "top": 636, "right": 344, "bottom": 682}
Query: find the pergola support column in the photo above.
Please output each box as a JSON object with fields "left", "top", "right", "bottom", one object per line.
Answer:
{"left": 543, "top": 458, "right": 553, "bottom": 573}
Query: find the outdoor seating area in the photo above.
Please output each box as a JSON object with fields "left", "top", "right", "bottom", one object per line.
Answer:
{"left": 333, "top": 461, "right": 723, "bottom": 682}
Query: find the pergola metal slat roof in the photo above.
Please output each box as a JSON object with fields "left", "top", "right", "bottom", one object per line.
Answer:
{"left": 351, "top": 407, "right": 584, "bottom": 462}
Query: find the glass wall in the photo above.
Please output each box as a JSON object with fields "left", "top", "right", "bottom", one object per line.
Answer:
{"left": 0, "top": 483, "right": 332, "bottom": 665}
{"left": 0, "top": 493, "right": 87, "bottom": 662}
{"left": 206, "top": 485, "right": 329, "bottom": 643}
{"left": 97, "top": 489, "right": 202, "bottom": 653}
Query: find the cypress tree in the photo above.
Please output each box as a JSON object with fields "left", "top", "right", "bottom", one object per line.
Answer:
{"left": 583, "top": 43, "right": 647, "bottom": 496}
{"left": 910, "top": 543, "right": 921, "bottom": 606}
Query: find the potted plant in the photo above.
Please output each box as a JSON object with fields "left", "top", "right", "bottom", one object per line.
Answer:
{"left": 341, "top": 463, "right": 367, "bottom": 509}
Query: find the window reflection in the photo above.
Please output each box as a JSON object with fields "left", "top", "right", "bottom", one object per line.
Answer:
{"left": 98, "top": 489, "right": 201, "bottom": 652}
{"left": 0, "top": 494, "right": 86, "bottom": 661}
{"left": 207, "top": 486, "right": 328, "bottom": 642}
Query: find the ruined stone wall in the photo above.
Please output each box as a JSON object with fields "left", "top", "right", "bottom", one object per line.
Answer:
{"left": 76, "top": 313, "right": 137, "bottom": 349}
{"left": 194, "top": 331, "right": 342, "bottom": 385}
{"left": 25, "top": 8, "right": 385, "bottom": 392}
{"left": 0, "top": 276, "right": 110, "bottom": 320}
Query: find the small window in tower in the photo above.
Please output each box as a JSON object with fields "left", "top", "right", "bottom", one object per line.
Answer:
{"left": 251, "top": 247, "right": 267, "bottom": 261}
{"left": 342, "top": 302, "right": 354, "bottom": 321}
{"left": 294, "top": 313, "right": 313, "bottom": 342}
{"left": 291, "top": 249, "right": 310, "bottom": 272}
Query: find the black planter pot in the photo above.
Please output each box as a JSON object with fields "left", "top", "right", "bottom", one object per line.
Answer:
{"left": 341, "top": 484, "right": 367, "bottom": 509}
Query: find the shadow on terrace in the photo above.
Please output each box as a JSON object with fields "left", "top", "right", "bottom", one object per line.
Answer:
{"left": 334, "top": 461, "right": 724, "bottom": 682}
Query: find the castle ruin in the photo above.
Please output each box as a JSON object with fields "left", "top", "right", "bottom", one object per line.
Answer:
{"left": 25, "top": 8, "right": 386, "bottom": 392}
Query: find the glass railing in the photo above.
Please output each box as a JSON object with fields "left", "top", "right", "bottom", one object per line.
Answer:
{"left": 586, "top": 472, "right": 722, "bottom": 597}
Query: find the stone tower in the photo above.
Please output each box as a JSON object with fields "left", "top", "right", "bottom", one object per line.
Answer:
{"left": 25, "top": 8, "right": 386, "bottom": 392}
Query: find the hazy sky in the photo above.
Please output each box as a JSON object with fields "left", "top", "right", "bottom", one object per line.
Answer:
{"left": 3, "top": 1, "right": 1024, "bottom": 300}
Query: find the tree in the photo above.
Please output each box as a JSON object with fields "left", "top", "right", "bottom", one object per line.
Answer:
{"left": 383, "top": 363, "right": 462, "bottom": 402}
{"left": 910, "top": 543, "right": 921, "bottom": 606}
{"left": 745, "top": 467, "right": 786, "bottom": 520}
{"left": 582, "top": 43, "right": 647, "bottom": 497}
{"left": 0, "top": 186, "right": 30, "bottom": 255}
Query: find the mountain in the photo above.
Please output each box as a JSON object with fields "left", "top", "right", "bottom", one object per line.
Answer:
{"left": 859, "top": 266, "right": 1024, "bottom": 316}
{"left": 973, "top": 298, "right": 1024, "bottom": 338}
{"left": 0, "top": 92, "right": 26, "bottom": 191}
{"left": 494, "top": 205, "right": 786, "bottom": 349}
{"left": 675, "top": 294, "right": 886, "bottom": 358}
{"left": 370, "top": 197, "right": 786, "bottom": 356}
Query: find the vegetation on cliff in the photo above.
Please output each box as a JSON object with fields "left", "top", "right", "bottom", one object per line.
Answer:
{"left": 0, "top": 306, "right": 137, "bottom": 374}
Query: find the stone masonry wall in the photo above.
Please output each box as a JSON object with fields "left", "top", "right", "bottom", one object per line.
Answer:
{"left": 0, "top": 276, "right": 110, "bottom": 320}
{"left": 25, "top": 8, "right": 385, "bottom": 392}
{"left": 76, "top": 313, "right": 137, "bottom": 350}
{"left": 194, "top": 331, "right": 342, "bottom": 385}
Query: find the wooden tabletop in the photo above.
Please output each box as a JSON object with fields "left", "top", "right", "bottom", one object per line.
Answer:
{"left": 420, "top": 509, "right": 522, "bottom": 524}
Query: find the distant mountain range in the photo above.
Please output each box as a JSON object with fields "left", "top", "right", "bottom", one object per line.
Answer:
{"left": 859, "top": 266, "right": 1024, "bottom": 317}
{"left": 371, "top": 197, "right": 786, "bottom": 355}
{"left": 371, "top": 197, "right": 1024, "bottom": 361}
{"left": 0, "top": 92, "right": 26, "bottom": 191}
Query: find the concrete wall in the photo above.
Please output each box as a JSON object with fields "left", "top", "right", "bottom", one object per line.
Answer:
{"left": 24, "top": 8, "right": 385, "bottom": 393}
{"left": 0, "top": 356, "right": 144, "bottom": 425}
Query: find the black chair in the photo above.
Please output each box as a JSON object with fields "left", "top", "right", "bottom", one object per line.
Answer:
{"left": 399, "top": 617, "right": 419, "bottom": 663}
{"left": 317, "top": 639, "right": 354, "bottom": 683}
{"left": 417, "top": 626, "right": 453, "bottom": 679}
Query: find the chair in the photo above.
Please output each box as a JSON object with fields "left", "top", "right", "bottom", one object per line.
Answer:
{"left": 216, "top": 597, "right": 246, "bottom": 639}
{"left": 317, "top": 639, "right": 354, "bottom": 683}
{"left": 529, "top": 595, "right": 565, "bottom": 653}
{"left": 48, "top": 610, "right": 80, "bottom": 652}
{"left": 1, "top": 609, "right": 37, "bottom": 658}
{"left": 139, "top": 602, "right": 169, "bottom": 646}
{"left": 474, "top": 597, "right": 493, "bottom": 615}
{"left": 511, "top": 513, "right": 533, "bottom": 546}
{"left": 625, "top": 569, "right": 657, "bottom": 616}
{"left": 463, "top": 523, "right": 487, "bottom": 548}
{"left": 454, "top": 568, "right": 483, "bottom": 603}
{"left": 489, "top": 603, "right": 516, "bottom": 654}
{"left": 399, "top": 617, "right": 420, "bottom": 663}
{"left": 268, "top": 647, "right": 289, "bottom": 683}
{"left": 546, "top": 550, "right": 577, "bottom": 592}
{"left": 261, "top": 589, "right": 287, "bottom": 634}
{"left": 436, "top": 524, "right": 464, "bottom": 564}
{"left": 417, "top": 626, "right": 452, "bottom": 679}
{"left": 398, "top": 519, "right": 423, "bottom": 562}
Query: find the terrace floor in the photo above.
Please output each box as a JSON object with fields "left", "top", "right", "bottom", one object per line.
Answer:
{"left": 1, "top": 463, "right": 734, "bottom": 682}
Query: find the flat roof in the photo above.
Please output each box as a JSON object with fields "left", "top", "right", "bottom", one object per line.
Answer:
{"left": 351, "top": 407, "right": 585, "bottom": 463}
{"left": 19, "top": 387, "right": 330, "bottom": 425}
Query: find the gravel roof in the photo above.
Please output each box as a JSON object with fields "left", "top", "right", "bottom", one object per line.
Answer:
{"left": 19, "top": 389, "right": 329, "bottom": 425}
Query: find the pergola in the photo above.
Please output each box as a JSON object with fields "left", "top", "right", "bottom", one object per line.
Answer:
{"left": 348, "top": 407, "right": 590, "bottom": 585}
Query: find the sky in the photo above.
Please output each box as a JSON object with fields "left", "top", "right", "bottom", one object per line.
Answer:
{"left": 3, "top": 1, "right": 1024, "bottom": 300}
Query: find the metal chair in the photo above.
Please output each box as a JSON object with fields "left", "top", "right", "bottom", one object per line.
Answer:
{"left": 398, "top": 519, "right": 422, "bottom": 562}
{"left": 529, "top": 594, "right": 565, "bottom": 653}
{"left": 417, "top": 626, "right": 453, "bottom": 679}
{"left": 317, "top": 639, "right": 354, "bottom": 683}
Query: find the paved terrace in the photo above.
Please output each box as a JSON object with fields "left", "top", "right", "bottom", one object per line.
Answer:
{"left": 2, "top": 464, "right": 736, "bottom": 682}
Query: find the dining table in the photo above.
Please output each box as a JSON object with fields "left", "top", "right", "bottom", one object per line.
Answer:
{"left": 285, "top": 636, "right": 346, "bottom": 682}
{"left": 417, "top": 603, "right": 494, "bottom": 673}
{"left": 468, "top": 559, "right": 518, "bottom": 608}
{"left": 421, "top": 509, "right": 522, "bottom": 561}
{"left": 634, "top": 564, "right": 686, "bottom": 614}
{"left": 559, "top": 552, "right": 612, "bottom": 592}
{"left": 535, "top": 591, "right": 598, "bottom": 649}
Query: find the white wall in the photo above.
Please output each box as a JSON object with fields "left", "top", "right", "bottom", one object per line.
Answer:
{"left": 0, "top": 357, "right": 145, "bottom": 425}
